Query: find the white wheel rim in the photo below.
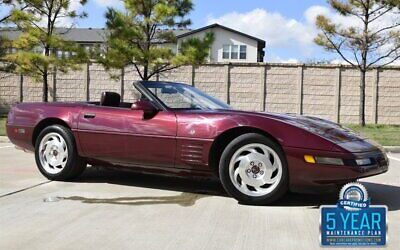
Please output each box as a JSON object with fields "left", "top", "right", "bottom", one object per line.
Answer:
{"left": 229, "top": 143, "right": 283, "bottom": 197}
{"left": 38, "top": 132, "right": 68, "bottom": 174}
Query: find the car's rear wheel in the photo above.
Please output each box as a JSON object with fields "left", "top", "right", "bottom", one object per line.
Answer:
{"left": 219, "top": 133, "right": 288, "bottom": 205}
{"left": 35, "top": 125, "right": 86, "bottom": 181}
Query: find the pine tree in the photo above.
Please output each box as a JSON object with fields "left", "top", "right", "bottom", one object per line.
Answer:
{"left": 0, "top": 0, "right": 24, "bottom": 74}
{"left": 99, "top": 0, "right": 214, "bottom": 80}
{"left": 5, "top": 0, "right": 89, "bottom": 102}
{"left": 314, "top": 0, "right": 400, "bottom": 126}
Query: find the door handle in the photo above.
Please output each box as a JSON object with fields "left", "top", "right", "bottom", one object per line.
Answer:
{"left": 84, "top": 113, "right": 96, "bottom": 119}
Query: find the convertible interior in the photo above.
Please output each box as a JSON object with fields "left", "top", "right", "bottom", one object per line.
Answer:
{"left": 88, "top": 91, "right": 137, "bottom": 109}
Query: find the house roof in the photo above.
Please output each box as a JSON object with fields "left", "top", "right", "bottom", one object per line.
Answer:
{"left": 0, "top": 27, "right": 191, "bottom": 43}
{"left": 0, "top": 28, "right": 107, "bottom": 43}
{"left": 1, "top": 24, "right": 266, "bottom": 48}
{"left": 176, "top": 23, "right": 266, "bottom": 47}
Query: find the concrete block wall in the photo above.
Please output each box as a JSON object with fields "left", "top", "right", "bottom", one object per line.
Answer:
{"left": 23, "top": 75, "right": 44, "bottom": 102}
{"left": 364, "top": 70, "right": 375, "bottom": 124}
{"left": 340, "top": 68, "right": 362, "bottom": 124}
{"left": 0, "top": 62, "right": 399, "bottom": 124}
{"left": 378, "top": 68, "right": 400, "bottom": 124}
{"left": 158, "top": 66, "right": 192, "bottom": 84}
{"left": 194, "top": 65, "right": 227, "bottom": 102}
{"left": 229, "top": 65, "right": 263, "bottom": 111}
{"left": 302, "top": 66, "right": 336, "bottom": 121}
{"left": 0, "top": 73, "right": 19, "bottom": 113}
{"left": 56, "top": 69, "right": 86, "bottom": 102}
{"left": 340, "top": 69, "right": 374, "bottom": 124}
{"left": 89, "top": 63, "right": 120, "bottom": 102}
{"left": 265, "top": 65, "right": 298, "bottom": 114}
{"left": 123, "top": 66, "right": 143, "bottom": 102}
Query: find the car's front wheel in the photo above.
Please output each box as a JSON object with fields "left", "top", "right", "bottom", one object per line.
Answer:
{"left": 219, "top": 133, "right": 288, "bottom": 205}
{"left": 35, "top": 125, "right": 86, "bottom": 181}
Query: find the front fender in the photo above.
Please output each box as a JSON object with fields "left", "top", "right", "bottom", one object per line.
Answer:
{"left": 176, "top": 112, "right": 341, "bottom": 152}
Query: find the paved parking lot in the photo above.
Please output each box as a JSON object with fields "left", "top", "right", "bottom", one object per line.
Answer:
{"left": 0, "top": 142, "right": 399, "bottom": 250}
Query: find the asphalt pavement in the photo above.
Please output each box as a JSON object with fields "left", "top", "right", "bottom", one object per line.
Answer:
{"left": 0, "top": 142, "right": 399, "bottom": 250}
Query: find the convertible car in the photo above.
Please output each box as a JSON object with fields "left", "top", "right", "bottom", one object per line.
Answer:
{"left": 6, "top": 81, "right": 389, "bottom": 205}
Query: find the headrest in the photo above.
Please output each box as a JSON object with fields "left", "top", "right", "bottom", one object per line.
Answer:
{"left": 100, "top": 92, "right": 121, "bottom": 107}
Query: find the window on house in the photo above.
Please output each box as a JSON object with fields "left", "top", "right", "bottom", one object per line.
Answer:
{"left": 240, "top": 45, "right": 247, "bottom": 59}
{"left": 83, "top": 44, "right": 93, "bottom": 52}
{"left": 231, "top": 45, "right": 239, "bottom": 59}
{"left": 6, "top": 48, "right": 17, "bottom": 54}
{"left": 33, "top": 46, "right": 44, "bottom": 54}
{"left": 222, "top": 45, "right": 230, "bottom": 59}
{"left": 223, "top": 45, "right": 247, "bottom": 60}
{"left": 56, "top": 50, "right": 63, "bottom": 58}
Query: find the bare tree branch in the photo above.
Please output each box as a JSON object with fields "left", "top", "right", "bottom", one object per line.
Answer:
{"left": 368, "top": 5, "right": 387, "bottom": 17}
{"left": 369, "top": 7, "right": 393, "bottom": 23}
{"left": 370, "top": 22, "right": 400, "bottom": 37}
{"left": 146, "top": 63, "right": 180, "bottom": 79}
{"left": 0, "top": 3, "right": 29, "bottom": 23}
{"left": 367, "top": 44, "right": 400, "bottom": 67}
{"left": 132, "top": 63, "right": 144, "bottom": 79}
{"left": 376, "top": 54, "right": 400, "bottom": 67}
{"left": 322, "top": 30, "right": 357, "bottom": 67}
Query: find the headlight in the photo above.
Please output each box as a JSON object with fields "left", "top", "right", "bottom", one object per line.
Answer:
{"left": 315, "top": 157, "right": 344, "bottom": 165}
{"left": 355, "top": 158, "right": 372, "bottom": 166}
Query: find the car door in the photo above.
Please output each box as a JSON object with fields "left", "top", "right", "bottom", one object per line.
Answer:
{"left": 77, "top": 105, "right": 177, "bottom": 168}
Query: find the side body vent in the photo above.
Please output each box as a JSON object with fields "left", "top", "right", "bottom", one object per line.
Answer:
{"left": 180, "top": 143, "right": 204, "bottom": 165}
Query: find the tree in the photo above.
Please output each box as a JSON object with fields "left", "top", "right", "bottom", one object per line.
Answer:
{"left": 0, "top": 0, "right": 25, "bottom": 74}
{"left": 99, "top": 0, "right": 214, "bottom": 81}
{"left": 1, "top": 1, "right": 29, "bottom": 23}
{"left": 5, "top": 0, "right": 89, "bottom": 102}
{"left": 314, "top": 0, "right": 400, "bottom": 126}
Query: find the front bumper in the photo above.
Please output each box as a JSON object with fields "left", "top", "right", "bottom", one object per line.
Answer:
{"left": 284, "top": 146, "right": 389, "bottom": 194}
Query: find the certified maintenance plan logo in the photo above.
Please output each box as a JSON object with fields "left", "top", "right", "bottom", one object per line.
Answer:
{"left": 320, "top": 183, "right": 387, "bottom": 247}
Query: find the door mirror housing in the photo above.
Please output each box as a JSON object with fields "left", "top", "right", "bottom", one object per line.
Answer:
{"left": 131, "top": 100, "right": 158, "bottom": 118}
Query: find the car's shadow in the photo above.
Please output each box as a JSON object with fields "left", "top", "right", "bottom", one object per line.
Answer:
{"left": 68, "top": 167, "right": 400, "bottom": 211}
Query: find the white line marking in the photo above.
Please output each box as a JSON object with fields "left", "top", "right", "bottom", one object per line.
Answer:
{"left": 0, "top": 146, "right": 13, "bottom": 149}
{"left": 388, "top": 155, "right": 400, "bottom": 162}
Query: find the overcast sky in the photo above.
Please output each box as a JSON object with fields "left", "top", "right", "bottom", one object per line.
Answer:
{"left": 2, "top": 0, "right": 399, "bottom": 64}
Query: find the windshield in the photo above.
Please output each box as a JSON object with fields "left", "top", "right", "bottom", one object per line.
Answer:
{"left": 141, "top": 82, "right": 231, "bottom": 110}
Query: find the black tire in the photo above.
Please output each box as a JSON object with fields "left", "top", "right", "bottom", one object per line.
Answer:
{"left": 34, "top": 125, "right": 86, "bottom": 181}
{"left": 219, "top": 133, "right": 289, "bottom": 205}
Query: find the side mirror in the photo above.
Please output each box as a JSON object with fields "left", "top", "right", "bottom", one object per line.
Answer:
{"left": 131, "top": 100, "right": 158, "bottom": 118}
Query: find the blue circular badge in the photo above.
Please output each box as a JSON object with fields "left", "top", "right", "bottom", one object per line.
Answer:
{"left": 338, "top": 182, "right": 369, "bottom": 211}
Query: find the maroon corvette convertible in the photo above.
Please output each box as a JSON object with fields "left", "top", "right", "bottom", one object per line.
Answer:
{"left": 6, "top": 81, "right": 388, "bottom": 204}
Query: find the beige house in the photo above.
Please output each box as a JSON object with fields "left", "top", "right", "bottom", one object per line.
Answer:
{"left": 177, "top": 24, "right": 265, "bottom": 63}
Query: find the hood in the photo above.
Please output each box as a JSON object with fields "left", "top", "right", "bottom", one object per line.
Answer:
{"left": 216, "top": 109, "right": 364, "bottom": 144}
{"left": 261, "top": 112, "right": 364, "bottom": 143}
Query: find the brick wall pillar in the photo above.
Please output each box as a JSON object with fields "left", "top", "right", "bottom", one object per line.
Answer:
{"left": 334, "top": 66, "right": 342, "bottom": 123}
{"left": 260, "top": 65, "right": 267, "bottom": 112}
{"left": 372, "top": 68, "right": 379, "bottom": 124}
{"left": 19, "top": 74, "right": 24, "bottom": 102}
{"left": 52, "top": 69, "right": 57, "bottom": 102}
{"left": 191, "top": 65, "right": 196, "bottom": 87}
{"left": 224, "top": 64, "right": 231, "bottom": 104}
{"left": 120, "top": 67, "right": 125, "bottom": 102}
{"left": 297, "top": 65, "right": 304, "bottom": 115}
{"left": 85, "top": 62, "right": 90, "bottom": 101}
